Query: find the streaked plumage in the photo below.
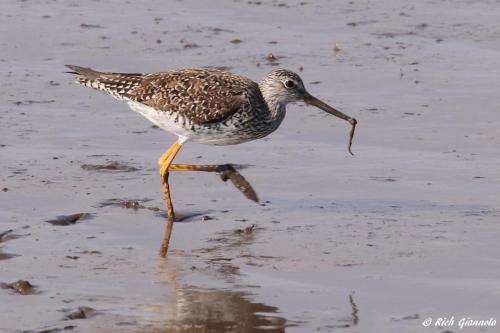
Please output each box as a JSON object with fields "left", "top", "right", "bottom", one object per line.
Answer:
{"left": 66, "top": 64, "right": 357, "bottom": 257}
{"left": 67, "top": 66, "right": 293, "bottom": 145}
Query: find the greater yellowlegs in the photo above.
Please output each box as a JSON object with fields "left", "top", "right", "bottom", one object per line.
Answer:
{"left": 66, "top": 65, "right": 357, "bottom": 257}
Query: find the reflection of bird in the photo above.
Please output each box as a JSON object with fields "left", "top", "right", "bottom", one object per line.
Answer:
{"left": 66, "top": 65, "right": 357, "bottom": 257}
{"left": 166, "top": 288, "right": 287, "bottom": 333}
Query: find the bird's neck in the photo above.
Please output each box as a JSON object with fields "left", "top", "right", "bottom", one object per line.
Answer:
{"left": 266, "top": 99, "right": 286, "bottom": 123}
{"left": 259, "top": 85, "right": 287, "bottom": 123}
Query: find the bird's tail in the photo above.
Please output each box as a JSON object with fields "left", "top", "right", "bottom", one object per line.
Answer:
{"left": 65, "top": 64, "right": 143, "bottom": 101}
{"left": 65, "top": 64, "right": 103, "bottom": 84}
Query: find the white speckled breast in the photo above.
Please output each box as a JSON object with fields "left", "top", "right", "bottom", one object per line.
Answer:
{"left": 127, "top": 101, "right": 285, "bottom": 146}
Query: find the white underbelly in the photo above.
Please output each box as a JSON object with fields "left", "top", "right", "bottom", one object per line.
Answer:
{"left": 127, "top": 101, "right": 257, "bottom": 145}
{"left": 128, "top": 101, "right": 194, "bottom": 140}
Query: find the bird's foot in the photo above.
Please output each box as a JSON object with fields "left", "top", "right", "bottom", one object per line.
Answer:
{"left": 216, "top": 164, "right": 259, "bottom": 202}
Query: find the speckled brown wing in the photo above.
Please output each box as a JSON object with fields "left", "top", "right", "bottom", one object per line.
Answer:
{"left": 128, "top": 69, "right": 256, "bottom": 125}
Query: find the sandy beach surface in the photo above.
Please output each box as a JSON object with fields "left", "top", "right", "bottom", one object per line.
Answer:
{"left": 1, "top": 0, "right": 500, "bottom": 332}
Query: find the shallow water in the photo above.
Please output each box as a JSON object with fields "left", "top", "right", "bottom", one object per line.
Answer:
{"left": 1, "top": 0, "right": 500, "bottom": 332}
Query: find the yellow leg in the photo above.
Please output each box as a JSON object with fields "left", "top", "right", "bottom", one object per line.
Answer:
{"left": 169, "top": 164, "right": 258, "bottom": 202}
{"left": 157, "top": 144, "right": 259, "bottom": 257}
{"left": 158, "top": 140, "right": 183, "bottom": 258}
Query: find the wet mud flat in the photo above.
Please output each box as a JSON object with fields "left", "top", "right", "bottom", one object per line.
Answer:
{"left": 2, "top": 0, "right": 500, "bottom": 332}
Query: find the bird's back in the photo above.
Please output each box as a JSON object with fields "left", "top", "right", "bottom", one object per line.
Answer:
{"left": 67, "top": 66, "right": 266, "bottom": 124}
{"left": 67, "top": 65, "right": 281, "bottom": 145}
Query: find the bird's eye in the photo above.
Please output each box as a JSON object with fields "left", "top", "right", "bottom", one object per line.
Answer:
{"left": 284, "top": 80, "right": 295, "bottom": 88}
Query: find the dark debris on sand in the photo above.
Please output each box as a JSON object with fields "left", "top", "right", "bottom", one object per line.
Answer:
{"left": 65, "top": 306, "right": 97, "bottom": 320}
{"left": 81, "top": 161, "right": 139, "bottom": 172}
{"left": 0, "top": 280, "right": 37, "bottom": 295}
{"left": 45, "top": 213, "right": 91, "bottom": 226}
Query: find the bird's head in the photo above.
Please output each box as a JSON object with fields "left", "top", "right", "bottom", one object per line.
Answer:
{"left": 260, "top": 69, "right": 358, "bottom": 155}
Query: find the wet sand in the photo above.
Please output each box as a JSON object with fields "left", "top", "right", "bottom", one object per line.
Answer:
{"left": 1, "top": 0, "right": 500, "bottom": 332}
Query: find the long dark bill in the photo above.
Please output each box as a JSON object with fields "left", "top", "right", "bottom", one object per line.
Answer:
{"left": 304, "top": 94, "right": 358, "bottom": 155}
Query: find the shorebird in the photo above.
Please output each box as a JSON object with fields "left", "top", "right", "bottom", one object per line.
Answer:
{"left": 66, "top": 65, "right": 357, "bottom": 257}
